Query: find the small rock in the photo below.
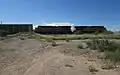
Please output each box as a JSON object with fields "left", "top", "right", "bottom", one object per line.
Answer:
{"left": 73, "top": 59, "right": 75, "bottom": 61}
{"left": 65, "top": 64, "right": 74, "bottom": 68}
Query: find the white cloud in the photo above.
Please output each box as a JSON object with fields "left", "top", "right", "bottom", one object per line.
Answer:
{"left": 1, "top": 22, "right": 32, "bottom": 24}
{"left": 46, "top": 22, "right": 73, "bottom": 26}
{"left": 108, "top": 25, "right": 120, "bottom": 31}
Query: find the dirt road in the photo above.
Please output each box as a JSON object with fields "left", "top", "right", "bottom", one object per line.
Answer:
{"left": 0, "top": 38, "right": 45, "bottom": 75}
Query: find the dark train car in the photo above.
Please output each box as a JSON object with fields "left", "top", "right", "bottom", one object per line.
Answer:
{"left": 74, "top": 26, "right": 107, "bottom": 33}
{"left": 35, "top": 26, "right": 72, "bottom": 34}
{"left": 0, "top": 24, "right": 33, "bottom": 34}
{"left": 0, "top": 29, "right": 7, "bottom": 37}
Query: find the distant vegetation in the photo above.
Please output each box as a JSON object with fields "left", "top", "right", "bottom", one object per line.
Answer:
{"left": 1, "top": 31, "right": 120, "bottom": 41}
{"left": 36, "top": 33, "right": 120, "bottom": 40}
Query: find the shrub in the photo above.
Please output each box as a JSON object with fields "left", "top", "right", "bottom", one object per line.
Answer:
{"left": 65, "top": 38, "right": 70, "bottom": 42}
{"left": 101, "top": 60, "right": 117, "bottom": 70}
{"left": 51, "top": 41, "right": 58, "bottom": 46}
{"left": 105, "top": 50, "right": 120, "bottom": 62}
{"left": 77, "top": 43, "right": 88, "bottom": 49}
{"left": 87, "top": 39, "right": 120, "bottom": 62}
{"left": 19, "top": 37, "right": 25, "bottom": 40}
{"left": 86, "top": 39, "right": 119, "bottom": 52}
{"left": 46, "top": 38, "right": 54, "bottom": 42}
{"left": 88, "top": 65, "right": 99, "bottom": 73}
{"left": 78, "top": 45, "right": 84, "bottom": 49}
{"left": 87, "top": 39, "right": 106, "bottom": 52}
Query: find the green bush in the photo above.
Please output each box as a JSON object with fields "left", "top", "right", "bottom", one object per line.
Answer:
{"left": 87, "top": 39, "right": 108, "bottom": 52}
{"left": 87, "top": 39, "right": 120, "bottom": 62}
{"left": 86, "top": 39, "right": 119, "bottom": 52}
{"left": 105, "top": 50, "right": 120, "bottom": 62}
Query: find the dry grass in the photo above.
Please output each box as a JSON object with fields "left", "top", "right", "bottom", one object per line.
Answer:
{"left": 101, "top": 60, "right": 118, "bottom": 70}
{"left": 60, "top": 48, "right": 89, "bottom": 56}
{"left": 35, "top": 33, "right": 120, "bottom": 40}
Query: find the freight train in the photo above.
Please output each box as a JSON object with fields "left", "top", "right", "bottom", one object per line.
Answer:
{"left": 34, "top": 26, "right": 107, "bottom": 34}
{"left": 0, "top": 23, "right": 107, "bottom": 36}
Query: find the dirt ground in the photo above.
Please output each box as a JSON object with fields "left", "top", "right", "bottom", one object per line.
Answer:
{"left": 0, "top": 37, "right": 120, "bottom": 75}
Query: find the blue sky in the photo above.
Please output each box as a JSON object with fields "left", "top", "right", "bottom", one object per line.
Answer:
{"left": 0, "top": 0, "right": 120, "bottom": 31}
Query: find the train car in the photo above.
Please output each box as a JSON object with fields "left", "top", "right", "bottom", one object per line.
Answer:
{"left": 0, "top": 24, "right": 33, "bottom": 34}
{"left": 74, "top": 26, "right": 107, "bottom": 33}
{"left": 0, "top": 29, "right": 7, "bottom": 37}
{"left": 35, "top": 26, "right": 72, "bottom": 34}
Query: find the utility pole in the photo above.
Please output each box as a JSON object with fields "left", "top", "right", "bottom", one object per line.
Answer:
{"left": 0, "top": 20, "right": 2, "bottom": 24}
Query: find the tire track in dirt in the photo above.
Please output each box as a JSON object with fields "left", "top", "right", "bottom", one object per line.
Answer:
{"left": 23, "top": 51, "right": 63, "bottom": 75}
{"left": 39, "top": 53, "right": 65, "bottom": 75}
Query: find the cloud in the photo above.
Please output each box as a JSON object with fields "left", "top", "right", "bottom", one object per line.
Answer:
{"left": 108, "top": 25, "right": 120, "bottom": 31}
{"left": 1, "top": 22, "right": 32, "bottom": 24}
{"left": 45, "top": 22, "right": 73, "bottom": 26}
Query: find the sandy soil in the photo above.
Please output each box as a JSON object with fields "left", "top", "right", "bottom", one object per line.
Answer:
{"left": 0, "top": 37, "right": 46, "bottom": 75}
{"left": 0, "top": 37, "right": 120, "bottom": 75}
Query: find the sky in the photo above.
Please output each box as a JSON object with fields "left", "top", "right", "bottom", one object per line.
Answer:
{"left": 0, "top": 0, "right": 120, "bottom": 31}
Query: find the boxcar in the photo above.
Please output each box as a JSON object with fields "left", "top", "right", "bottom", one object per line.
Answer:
{"left": 0, "top": 24, "right": 33, "bottom": 34}
{"left": 74, "top": 26, "right": 107, "bottom": 33}
{"left": 35, "top": 26, "right": 72, "bottom": 34}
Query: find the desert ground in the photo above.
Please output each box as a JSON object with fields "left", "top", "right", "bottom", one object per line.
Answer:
{"left": 0, "top": 33, "right": 120, "bottom": 75}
